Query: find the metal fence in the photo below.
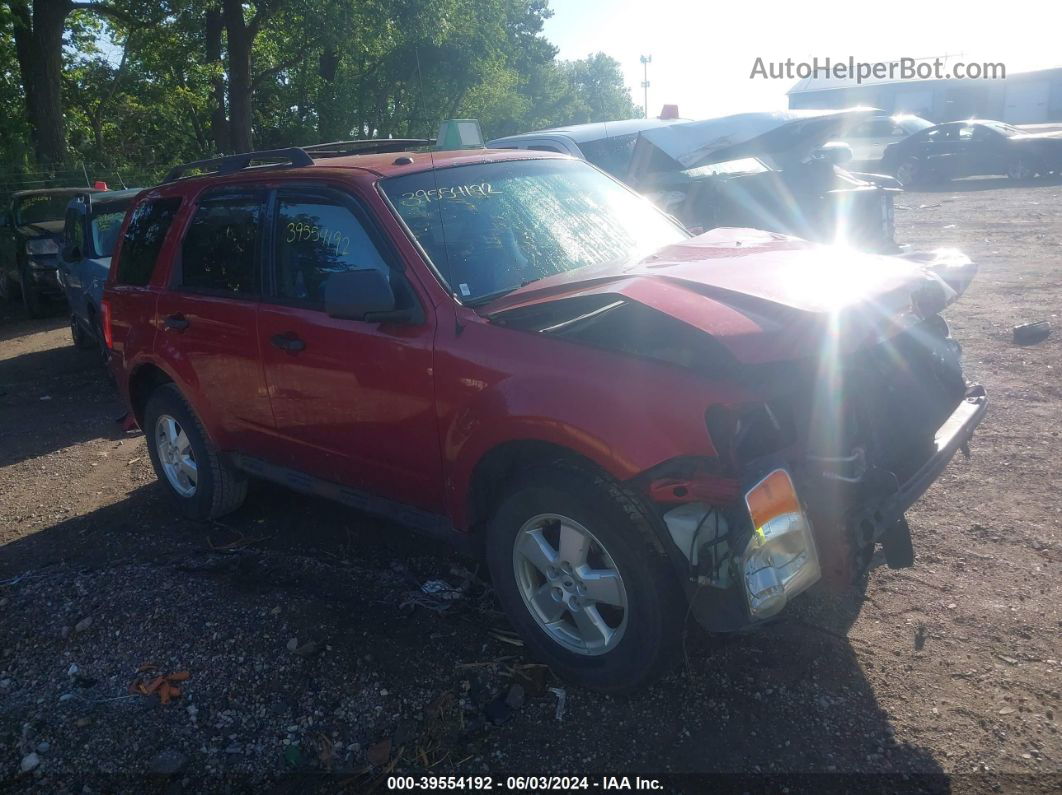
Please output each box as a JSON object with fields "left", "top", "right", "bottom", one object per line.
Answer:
{"left": 0, "top": 162, "right": 166, "bottom": 208}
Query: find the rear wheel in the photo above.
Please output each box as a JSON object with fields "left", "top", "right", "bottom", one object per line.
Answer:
{"left": 144, "top": 383, "right": 247, "bottom": 520}
{"left": 70, "top": 315, "right": 94, "bottom": 349}
{"left": 1006, "top": 157, "right": 1035, "bottom": 180}
{"left": 88, "top": 309, "right": 110, "bottom": 369}
{"left": 485, "top": 466, "right": 684, "bottom": 692}
{"left": 895, "top": 159, "right": 924, "bottom": 187}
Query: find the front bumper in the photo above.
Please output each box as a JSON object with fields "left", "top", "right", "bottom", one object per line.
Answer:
{"left": 676, "top": 384, "right": 987, "bottom": 631}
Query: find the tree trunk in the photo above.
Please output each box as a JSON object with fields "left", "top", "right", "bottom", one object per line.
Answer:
{"left": 11, "top": 0, "right": 69, "bottom": 165}
{"left": 205, "top": 8, "right": 229, "bottom": 154}
{"left": 316, "top": 46, "right": 342, "bottom": 142}
{"left": 222, "top": 0, "right": 253, "bottom": 153}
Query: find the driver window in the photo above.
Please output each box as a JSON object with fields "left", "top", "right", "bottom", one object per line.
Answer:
{"left": 274, "top": 194, "right": 390, "bottom": 308}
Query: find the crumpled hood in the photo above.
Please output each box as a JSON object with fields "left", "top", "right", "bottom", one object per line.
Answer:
{"left": 486, "top": 228, "right": 960, "bottom": 365}
{"left": 631, "top": 108, "right": 880, "bottom": 172}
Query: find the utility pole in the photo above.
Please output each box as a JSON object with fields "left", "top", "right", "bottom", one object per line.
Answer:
{"left": 640, "top": 54, "right": 651, "bottom": 119}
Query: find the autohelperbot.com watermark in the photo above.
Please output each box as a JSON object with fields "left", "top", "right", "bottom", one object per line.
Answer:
{"left": 750, "top": 56, "right": 1006, "bottom": 83}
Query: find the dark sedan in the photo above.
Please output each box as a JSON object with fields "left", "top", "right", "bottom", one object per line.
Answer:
{"left": 882, "top": 120, "right": 1062, "bottom": 185}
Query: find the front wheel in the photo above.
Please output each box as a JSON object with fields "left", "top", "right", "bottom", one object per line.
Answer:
{"left": 486, "top": 467, "right": 684, "bottom": 692}
{"left": 0, "top": 270, "right": 18, "bottom": 303}
{"left": 18, "top": 262, "right": 44, "bottom": 318}
{"left": 144, "top": 383, "right": 247, "bottom": 520}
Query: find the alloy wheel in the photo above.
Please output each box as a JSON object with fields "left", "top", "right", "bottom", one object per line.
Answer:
{"left": 512, "top": 513, "right": 628, "bottom": 656}
{"left": 155, "top": 414, "right": 198, "bottom": 497}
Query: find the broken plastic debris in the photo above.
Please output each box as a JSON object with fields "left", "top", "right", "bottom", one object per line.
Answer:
{"left": 420, "top": 579, "right": 463, "bottom": 600}
{"left": 1013, "top": 321, "right": 1050, "bottom": 345}
{"left": 549, "top": 686, "right": 567, "bottom": 721}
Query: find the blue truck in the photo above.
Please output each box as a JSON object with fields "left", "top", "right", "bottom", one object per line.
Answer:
{"left": 58, "top": 188, "right": 142, "bottom": 354}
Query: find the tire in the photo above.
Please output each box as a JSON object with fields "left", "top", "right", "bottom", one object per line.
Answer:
{"left": 88, "top": 309, "right": 110, "bottom": 369}
{"left": 894, "top": 159, "right": 924, "bottom": 187}
{"left": 1006, "top": 157, "right": 1035, "bottom": 181}
{"left": 70, "top": 315, "right": 94, "bottom": 349}
{"left": 144, "top": 383, "right": 247, "bottom": 520}
{"left": 0, "top": 271, "right": 18, "bottom": 303}
{"left": 485, "top": 465, "right": 685, "bottom": 692}
{"left": 18, "top": 261, "right": 44, "bottom": 318}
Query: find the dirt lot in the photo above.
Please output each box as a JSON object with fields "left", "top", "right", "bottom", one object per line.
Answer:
{"left": 1, "top": 178, "right": 1060, "bottom": 792}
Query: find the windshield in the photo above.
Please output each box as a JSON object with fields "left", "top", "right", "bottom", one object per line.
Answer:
{"left": 896, "top": 116, "right": 933, "bottom": 134}
{"left": 91, "top": 208, "right": 128, "bottom": 257}
{"left": 382, "top": 158, "right": 686, "bottom": 303}
{"left": 15, "top": 194, "right": 74, "bottom": 225}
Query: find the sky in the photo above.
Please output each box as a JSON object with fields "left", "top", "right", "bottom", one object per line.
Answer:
{"left": 542, "top": 0, "right": 1061, "bottom": 120}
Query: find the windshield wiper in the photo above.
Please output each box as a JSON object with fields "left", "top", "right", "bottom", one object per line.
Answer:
{"left": 464, "top": 276, "right": 544, "bottom": 308}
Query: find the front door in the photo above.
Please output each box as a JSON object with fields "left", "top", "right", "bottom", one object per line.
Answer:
{"left": 256, "top": 184, "right": 443, "bottom": 512}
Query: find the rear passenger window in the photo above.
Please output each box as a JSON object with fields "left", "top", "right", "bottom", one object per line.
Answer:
{"left": 274, "top": 195, "right": 389, "bottom": 306}
{"left": 117, "top": 198, "right": 181, "bottom": 286}
{"left": 181, "top": 195, "right": 262, "bottom": 295}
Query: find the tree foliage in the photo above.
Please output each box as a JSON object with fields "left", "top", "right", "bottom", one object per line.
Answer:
{"left": 0, "top": 0, "right": 639, "bottom": 187}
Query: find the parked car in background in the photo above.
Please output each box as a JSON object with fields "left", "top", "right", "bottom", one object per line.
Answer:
{"left": 626, "top": 109, "right": 903, "bottom": 252}
{"left": 59, "top": 187, "right": 142, "bottom": 354}
{"left": 0, "top": 187, "right": 97, "bottom": 317}
{"left": 487, "top": 111, "right": 688, "bottom": 179}
{"left": 104, "top": 138, "right": 986, "bottom": 691}
{"left": 837, "top": 113, "right": 933, "bottom": 170}
{"left": 882, "top": 119, "right": 1062, "bottom": 185}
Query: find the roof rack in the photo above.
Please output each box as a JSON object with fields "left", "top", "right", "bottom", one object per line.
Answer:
{"left": 162, "top": 147, "right": 314, "bottom": 183}
{"left": 301, "top": 139, "right": 433, "bottom": 158}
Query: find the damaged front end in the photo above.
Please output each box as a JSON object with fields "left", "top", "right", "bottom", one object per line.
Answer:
{"left": 486, "top": 229, "right": 987, "bottom": 633}
{"left": 638, "top": 310, "right": 987, "bottom": 633}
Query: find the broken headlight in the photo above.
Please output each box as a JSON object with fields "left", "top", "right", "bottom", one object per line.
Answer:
{"left": 741, "top": 469, "right": 820, "bottom": 619}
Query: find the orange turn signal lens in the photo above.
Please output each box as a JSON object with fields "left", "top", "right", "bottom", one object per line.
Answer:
{"left": 745, "top": 469, "right": 801, "bottom": 535}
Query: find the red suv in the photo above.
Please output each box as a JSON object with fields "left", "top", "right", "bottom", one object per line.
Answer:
{"left": 103, "top": 142, "right": 987, "bottom": 691}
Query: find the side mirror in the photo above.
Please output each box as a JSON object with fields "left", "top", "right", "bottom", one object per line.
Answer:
{"left": 325, "top": 268, "right": 408, "bottom": 322}
{"left": 62, "top": 244, "right": 81, "bottom": 262}
{"left": 811, "top": 141, "right": 854, "bottom": 166}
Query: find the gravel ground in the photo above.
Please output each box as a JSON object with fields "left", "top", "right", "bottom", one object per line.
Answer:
{"left": 1, "top": 176, "right": 1060, "bottom": 793}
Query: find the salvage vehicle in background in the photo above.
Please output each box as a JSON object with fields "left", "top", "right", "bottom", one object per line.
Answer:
{"left": 837, "top": 113, "right": 933, "bottom": 171}
{"left": 59, "top": 188, "right": 142, "bottom": 356}
{"left": 486, "top": 110, "right": 687, "bottom": 178}
{"left": 882, "top": 120, "right": 1062, "bottom": 185}
{"left": 0, "top": 187, "right": 97, "bottom": 317}
{"left": 627, "top": 109, "right": 903, "bottom": 253}
{"left": 103, "top": 137, "right": 986, "bottom": 691}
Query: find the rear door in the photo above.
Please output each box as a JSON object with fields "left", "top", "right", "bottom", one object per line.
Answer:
{"left": 154, "top": 187, "right": 275, "bottom": 456}
{"left": 255, "top": 183, "right": 443, "bottom": 511}
{"left": 107, "top": 196, "right": 183, "bottom": 378}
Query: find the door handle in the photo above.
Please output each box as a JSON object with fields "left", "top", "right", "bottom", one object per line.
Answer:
{"left": 163, "top": 313, "right": 189, "bottom": 331}
{"left": 271, "top": 333, "right": 305, "bottom": 352}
